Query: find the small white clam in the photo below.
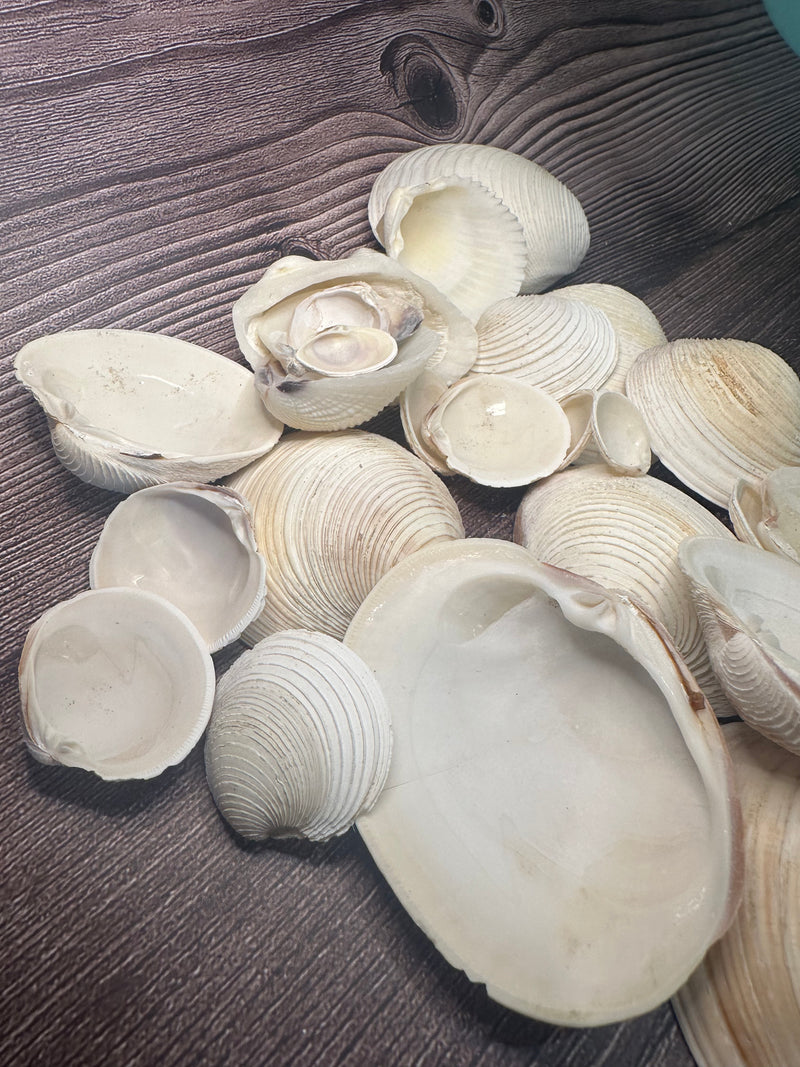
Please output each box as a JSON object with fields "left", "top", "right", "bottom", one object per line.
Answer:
{"left": 564, "top": 389, "right": 651, "bottom": 475}
{"left": 730, "top": 466, "right": 800, "bottom": 563}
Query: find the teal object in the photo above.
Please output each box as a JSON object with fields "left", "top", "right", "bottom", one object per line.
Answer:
{"left": 763, "top": 0, "right": 800, "bottom": 56}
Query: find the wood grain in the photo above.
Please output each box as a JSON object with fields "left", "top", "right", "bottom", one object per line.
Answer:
{"left": 2, "top": 2, "right": 799, "bottom": 1064}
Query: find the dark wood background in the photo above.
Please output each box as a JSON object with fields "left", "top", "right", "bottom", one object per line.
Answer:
{"left": 2, "top": 2, "right": 799, "bottom": 1064}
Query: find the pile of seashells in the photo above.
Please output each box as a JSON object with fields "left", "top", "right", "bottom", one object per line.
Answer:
{"left": 14, "top": 143, "right": 800, "bottom": 1052}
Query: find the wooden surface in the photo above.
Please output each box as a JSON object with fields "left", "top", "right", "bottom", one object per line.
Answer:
{"left": 2, "top": 2, "right": 799, "bottom": 1064}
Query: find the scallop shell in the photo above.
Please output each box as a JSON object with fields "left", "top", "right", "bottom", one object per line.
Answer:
{"left": 225, "top": 430, "right": 464, "bottom": 642}
{"left": 14, "top": 329, "right": 283, "bottom": 493}
{"left": 514, "top": 465, "right": 736, "bottom": 717}
{"left": 205, "top": 630, "right": 392, "bottom": 841}
{"left": 368, "top": 143, "right": 590, "bottom": 295}
{"left": 89, "top": 483, "right": 266, "bottom": 653}
{"left": 346, "top": 538, "right": 742, "bottom": 1024}
{"left": 19, "top": 587, "right": 215, "bottom": 780}
{"left": 626, "top": 338, "right": 800, "bottom": 507}
{"left": 730, "top": 466, "right": 800, "bottom": 562}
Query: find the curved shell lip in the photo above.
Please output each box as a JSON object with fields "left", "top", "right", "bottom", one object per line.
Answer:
{"left": 19, "top": 586, "right": 215, "bottom": 781}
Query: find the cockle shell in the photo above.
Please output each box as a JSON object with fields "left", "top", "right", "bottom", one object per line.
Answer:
{"left": 514, "top": 465, "right": 736, "bottom": 717}
{"left": 679, "top": 536, "right": 800, "bottom": 755}
{"left": 345, "top": 538, "right": 742, "bottom": 1024}
{"left": 19, "top": 587, "right": 215, "bottom": 780}
{"left": 14, "top": 329, "right": 283, "bottom": 493}
{"left": 205, "top": 630, "right": 392, "bottom": 842}
{"left": 730, "top": 466, "right": 800, "bottom": 562}
{"left": 368, "top": 142, "right": 590, "bottom": 295}
{"left": 225, "top": 430, "right": 464, "bottom": 642}
{"left": 89, "top": 483, "right": 266, "bottom": 653}
{"left": 626, "top": 338, "right": 800, "bottom": 507}
{"left": 673, "top": 723, "right": 800, "bottom": 1067}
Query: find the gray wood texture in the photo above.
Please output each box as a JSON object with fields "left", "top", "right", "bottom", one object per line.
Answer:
{"left": 1, "top": 1, "right": 799, "bottom": 1064}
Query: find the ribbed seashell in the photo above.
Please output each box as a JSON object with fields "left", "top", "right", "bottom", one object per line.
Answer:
{"left": 14, "top": 329, "right": 283, "bottom": 493}
{"left": 673, "top": 722, "right": 799, "bottom": 1067}
{"left": 679, "top": 537, "right": 800, "bottom": 754}
{"left": 225, "top": 430, "right": 464, "bottom": 642}
{"left": 89, "top": 483, "right": 266, "bottom": 653}
{"left": 514, "top": 465, "right": 736, "bottom": 717}
{"left": 730, "top": 466, "right": 800, "bottom": 562}
{"left": 553, "top": 283, "right": 667, "bottom": 394}
{"left": 205, "top": 630, "right": 392, "bottom": 841}
{"left": 346, "top": 538, "right": 741, "bottom": 1025}
{"left": 368, "top": 143, "right": 590, "bottom": 295}
{"left": 473, "top": 294, "right": 618, "bottom": 401}
{"left": 626, "top": 338, "right": 800, "bottom": 507}
{"left": 19, "top": 588, "right": 215, "bottom": 780}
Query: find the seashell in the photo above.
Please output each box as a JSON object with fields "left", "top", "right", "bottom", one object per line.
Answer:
{"left": 19, "top": 587, "right": 215, "bottom": 780}
{"left": 225, "top": 430, "right": 464, "bottom": 642}
{"left": 473, "top": 293, "right": 618, "bottom": 401}
{"left": 730, "top": 466, "right": 800, "bottom": 562}
{"left": 14, "top": 329, "right": 283, "bottom": 493}
{"left": 232, "top": 249, "right": 478, "bottom": 431}
{"left": 89, "top": 482, "right": 266, "bottom": 653}
{"left": 368, "top": 142, "right": 590, "bottom": 296}
{"left": 576, "top": 389, "right": 652, "bottom": 475}
{"left": 424, "top": 374, "right": 571, "bottom": 488}
{"left": 679, "top": 536, "right": 800, "bottom": 754}
{"left": 345, "top": 538, "right": 742, "bottom": 1025}
{"left": 552, "top": 282, "right": 667, "bottom": 394}
{"left": 205, "top": 630, "right": 392, "bottom": 841}
{"left": 514, "top": 465, "right": 736, "bottom": 717}
{"left": 673, "top": 722, "right": 799, "bottom": 1067}
{"left": 399, "top": 368, "right": 452, "bottom": 475}
{"left": 626, "top": 338, "right": 800, "bottom": 507}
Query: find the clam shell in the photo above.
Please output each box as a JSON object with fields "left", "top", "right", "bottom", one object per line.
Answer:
{"left": 514, "top": 465, "right": 736, "bottom": 717}
{"left": 19, "top": 587, "right": 215, "bottom": 780}
{"left": 399, "top": 368, "right": 452, "bottom": 475}
{"left": 368, "top": 143, "right": 590, "bottom": 295}
{"left": 730, "top": 466, "right": 800, "bottom": 562}
{"left": 14, "top": 329, "right": 283, "bottom": 493}
{"left": 626, "top": 338, "right": 800, "bottom": 507}
{"left": 225, "top": 430, "right": 464, "bottom": 642}
{"left": 583, "top": 390, "right": 652, "bottom": 475}
{"left": 205, "top": 630, "right": 392, "bottom": 841}
{"left": 346, "top": 538, "right": 742, "bottom": 1024}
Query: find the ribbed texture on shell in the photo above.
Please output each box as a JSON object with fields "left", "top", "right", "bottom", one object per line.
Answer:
{"left": 226, "top": 430, "right": 464, "bottom": 642}
{"left": 514, "top": 466, "right": 734, "bottom": 717}
{"left": 368, "top": 143, "right": 590, "bottom": 294}
{"left": 474, "top": 294, "right": 618, "bottom": 401}
{"left": 673, "top": 724, "right": 800, "bottom": 1067}
{"left": 204, "top": 630, "right": 392, "bottom": 841}
{"left": 626, "top": 338, "right": 800, "bottom": 507}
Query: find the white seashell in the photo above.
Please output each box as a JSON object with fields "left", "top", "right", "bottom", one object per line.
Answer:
{"left": 582, "top": 389, "right": 652, "bottom": 475}
{"left": 424, "top": 374, "right": 570, "bottom": 488}
{"left": 399, "top": 368, "right": 452, "bottom": 475}
{"left": 225, "top": 430, "right": 464, "bottom": 642}
{"left": 89, "top": 482, "right": 266, "bottom": 653}
{"left": 19, "top": 587, "right": 215, "bottom": 780}
{"left": 556, "top": 389, "right": 594, "bottom": 468}
{"left": 204, "top": 630, "right": 392, "bottom": 841}
{"left": 679, "top": 536, "right": 800, "bottom": 754}
{"left": 474, "top": 293, "right": 618, "bottom": 401}
{"left": 293, "top": 325, "right": 398, "bottom": 377}
{"left": 626, "top": 338, "right": 800, "bottom": 507}
{"left": 673, "top": 722, "right": 799, "bottom": 1067}
{"left": 368, "top": 143, "right": 590, "bottom": 295}
{"left": 514, "top": 465, "right": 736, "bottom": 717}
{"left": 730, "top": 466, "right": 800, "bottom": 563}
{"left": 345, "top": 538, "right": 741, "bottom": 1025}
{"left": 370, "top": 173, "right": 528, "bottom": 322}
{"left": 552, "top": 282, "right": 667, "bottom": 394}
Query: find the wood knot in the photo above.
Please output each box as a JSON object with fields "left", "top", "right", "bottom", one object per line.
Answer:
{"left": 474, "top": 0, "right": 505, "bottom": 37}
{"left": 380, "top": 35, "right": 465, "bottom": 136}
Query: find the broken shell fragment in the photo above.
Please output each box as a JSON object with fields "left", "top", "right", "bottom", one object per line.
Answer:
{"left": 14, "top": 329, "right": 283, "bottom": 493}
{"left": 19, "top": 587, "right": 215, "bottom": 780}
{"left": 89, "top": 483, "right": 266, "bottom": 653}
{"left": 345, "top": 538, "right": 742, "bottom": 1024}
{"left": 204, "top": 629, "right": 392, "bottom": 841}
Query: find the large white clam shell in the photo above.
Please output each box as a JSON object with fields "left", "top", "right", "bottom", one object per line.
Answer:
{"left": 679, "top": 536, "right": 800, "bottom": 755}
{"left": 345, "top": 538, "right": 742, "bottom": 1025}
{"left": 730, "top": 466, "right": 800, "bottom": 562}
{"left": 19, "top": 587, "right": 215, "bottom": 780}
{"left": 626, "top": 338, "right": 800, "bottom": 507}
{"left": 673, "top": 723, "right": 799, "bottom": 1067}
{"left": 14, "top": 329, "right": 283, "bottom": 493}
{"left": 205, "top": 630, "right": 392, "bottom": 841}
{"left": 368, "top": 143, "right": 590, "bottom": 295}
{"left": 225, "top": 430, "right": 464, "bottom": 642}
{"left": 89, "top": 483, "right": 266, "bottom": 653}
{"left": 514, "top": 465, "right": 736, "bottom": 717}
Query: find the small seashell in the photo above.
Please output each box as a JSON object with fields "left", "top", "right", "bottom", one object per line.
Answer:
{"left": 576, "top": 389, "right": 652, "bottom": 475}
{"left": 730, "top": 466, "right": 800, "bottom": 563}
{"left": 399, "top": 368, "right": 452, "bottom": 475}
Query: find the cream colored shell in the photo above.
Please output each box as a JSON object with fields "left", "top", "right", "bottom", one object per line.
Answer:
{"left": 729, "top": 466, "right": 800, "bottom": 562}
